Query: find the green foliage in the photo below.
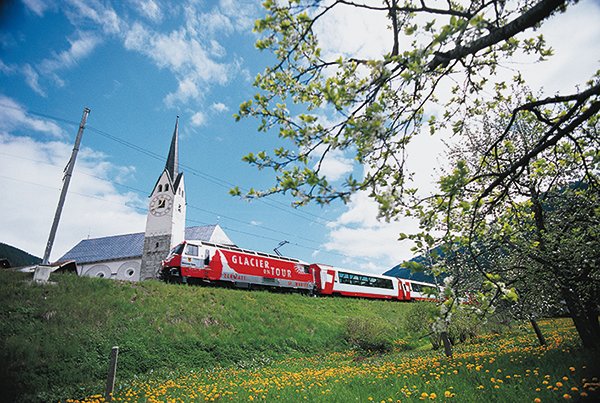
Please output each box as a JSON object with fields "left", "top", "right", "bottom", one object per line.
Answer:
{"left": 343, "top": 317, "right": 394, "bottom": 354}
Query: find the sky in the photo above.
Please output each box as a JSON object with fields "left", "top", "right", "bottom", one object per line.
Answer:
{"left": 1, "top": 0, "right": 599, "bottom": 274}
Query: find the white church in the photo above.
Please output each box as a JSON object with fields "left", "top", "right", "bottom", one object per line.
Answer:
{"left": 58, "top": 118, "right": 234, "bottom": 281}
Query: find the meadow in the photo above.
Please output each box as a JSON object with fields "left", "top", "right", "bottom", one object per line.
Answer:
{"left": 0, "top": 271, "right": 598, "bottom": 402}
{"left": 69, "top": 318, "right": 599, "bottom": 402}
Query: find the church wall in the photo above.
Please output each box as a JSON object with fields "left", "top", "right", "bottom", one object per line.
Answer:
{"left": 79, "top": 258, "right": 141, "bottom": 281}
{"left": 140, "top": 234, "right": 172, "bottom": 280}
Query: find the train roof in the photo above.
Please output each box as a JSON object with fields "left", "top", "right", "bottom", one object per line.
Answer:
{"left": 184, "top": 240, "right": 307, "bottom": 264}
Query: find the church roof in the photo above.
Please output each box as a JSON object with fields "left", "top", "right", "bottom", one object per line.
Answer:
{"left": 58, "top": 225, "right": 221, "bottom": 264}
{"left": 165, "top": 116, "right": 179, "bottom": 180}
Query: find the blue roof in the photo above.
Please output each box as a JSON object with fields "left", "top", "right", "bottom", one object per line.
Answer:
{"left": 58, "top": 225, "right": 219, "bottom": 264}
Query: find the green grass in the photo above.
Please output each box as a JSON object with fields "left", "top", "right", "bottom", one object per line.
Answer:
{"left": 2, "top": 271, "right": 598, "bottom": 403}
{"left": 72, "top": 318, "right": 600, "bottom": 403}
{"left": 0, "top": 271, "right": 421, "bottom": 402}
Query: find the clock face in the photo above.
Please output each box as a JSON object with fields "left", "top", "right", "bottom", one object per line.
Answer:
{"left": 149, "top": 194, "right": 173, "bottom": 216}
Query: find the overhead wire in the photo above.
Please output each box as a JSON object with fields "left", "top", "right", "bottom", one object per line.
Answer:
{"left": 0, "top": 152, "right": 359, "bottom": 262}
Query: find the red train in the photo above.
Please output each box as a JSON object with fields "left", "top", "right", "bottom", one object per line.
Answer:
{"left": 161, "top": 240, "right": 438, "bottom": 302}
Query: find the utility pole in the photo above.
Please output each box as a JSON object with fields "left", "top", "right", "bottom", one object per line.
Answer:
{"left": 35, "top": 107, "right": 90, "bottom": 282}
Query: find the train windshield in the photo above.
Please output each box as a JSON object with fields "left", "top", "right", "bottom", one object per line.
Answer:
{"left": 170, "top": 243, "right": 185, "bottom": 256}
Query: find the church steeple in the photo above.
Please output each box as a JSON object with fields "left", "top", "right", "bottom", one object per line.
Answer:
{"left": 165, "top": 116, "right": 179, "bottom": 180}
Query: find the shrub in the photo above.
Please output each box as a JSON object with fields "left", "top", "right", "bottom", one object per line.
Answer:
{"left": 344, "top": 317, "right": 393, "bottom": 354}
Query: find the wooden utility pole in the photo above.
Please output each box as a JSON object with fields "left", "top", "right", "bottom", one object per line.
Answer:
{"left": 35, "top": 108, "right": 90, "bottom": 281}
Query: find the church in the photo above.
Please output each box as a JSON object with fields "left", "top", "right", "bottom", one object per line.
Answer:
{"left": 58, "top": 118, "right": 234, "bottom": 281}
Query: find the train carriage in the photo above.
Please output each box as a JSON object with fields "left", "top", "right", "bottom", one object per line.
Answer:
{"left": 311, "top": 263, "right": 412, "bottom": 301}
{"left": 162, "top": 240, "right": 314, "bottom": 292}
{"left": 162, "top": 240, "right": 439, "bottom": 302}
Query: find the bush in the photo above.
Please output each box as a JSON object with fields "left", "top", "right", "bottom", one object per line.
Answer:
{"left": 344, "top": 317, "right": 393, "bottom": 354}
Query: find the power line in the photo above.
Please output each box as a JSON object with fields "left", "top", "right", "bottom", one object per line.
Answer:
{"left": 0, "top": 101, "right": 332, "bottom": 225}
{"left": 0, "top": 170, "right": 361, "bottom": 263}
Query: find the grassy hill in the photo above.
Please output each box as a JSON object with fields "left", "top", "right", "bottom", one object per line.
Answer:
{"left": 0, "top": 270, "right": 423, "bottom": 402}
{"left": 0, "top": 242, "right": 41, "bottom": 268}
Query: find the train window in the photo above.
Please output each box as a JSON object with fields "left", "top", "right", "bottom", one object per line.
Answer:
{"left": 185, "top": 244, "right": 199, "bottom": 256}
{"left": 170, "top": 244, "right": 185, "bottom": 255}
{"left": 337, "top": 271, "right": 394, "bottom": 289}
{"left": 411, "top": 283, "right": 422, "bottom": 293}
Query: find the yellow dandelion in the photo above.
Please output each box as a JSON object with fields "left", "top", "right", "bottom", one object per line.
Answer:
{"left": 534, "top": 398, "right": 541, "bottom": 403}
{"left": 562, "top": 394, "right": 571, "bottom": 400}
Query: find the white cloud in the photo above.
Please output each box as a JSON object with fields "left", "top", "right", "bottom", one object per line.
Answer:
{"left": 313, "top": 1, "right": 391, "bottom": 60}
{"left": 65, "top": 0, "right": 122, "bottom": 34}
{"left": 123, "top": 23, "right": 230, "bottom": 106}
{"left": 22, "top": 0, "right": 50, "bottom": 17}
{"left": 0, "top": 60, "right": 16, "bottom": 74}
{"left": 22, "top": 64, "right": 46, "bottom": 96}
{"left": 323, "top": 191, "right": 417, "bottom": 273}
{"left": 39, "top": 32, "right": 102, "bottom": 74}
{"left": 314, "top": 148, "right": 354, "bottom": 182}
{"left": 0, "top": 95, "right": 63, "bottom": 136}
{"left": 0, "top": 133, "right": 146, "bottom": 261}
{"left": 135, "top": 0, "right": 163, "bottom": 23}
{"left": 211, "top": 102, "right": 229, "bottom": 112}
{"left": 190, "top": 111, "right": 206, "bottom": 127}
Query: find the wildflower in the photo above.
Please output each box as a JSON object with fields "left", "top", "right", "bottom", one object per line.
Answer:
{"left": 534, "top": 399, "right": 541, "bottom": 403}
{"left": 429, "top": 393, "right": 437, "bottom": 400}
{"left": 562, "top": 394, "right": 571, "bottom": 399}
{"left": 556, "top": 382, "right": 563, "bottom": 387}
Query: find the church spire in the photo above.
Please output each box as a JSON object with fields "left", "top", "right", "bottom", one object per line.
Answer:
{"left": 165, "top": 116, "right": 179, "bottom": 179}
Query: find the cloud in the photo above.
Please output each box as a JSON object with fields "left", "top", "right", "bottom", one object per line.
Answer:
{"left": 323, "top": 191, "right": 418, "bottom": 273}
{"left": 314, "top": 148, "right": 354, "bottom": 182}
{"left": 0, "top": 95, "right": 63, "bottom": 137}
{"left": 190, "top": 111, "right": 206, "bottom": 127}
{"left": 211, "top": 102, "right": 229, "bottom": 112}
{"left": 64, "top": 0, "right": 122, "bottom": 34}
{"left": 0, "top": 132, "right": 146, "bottom": 261}
{"left": 0, "top": 60, "right": 16, "bottom": 75}
{"left": 22, "top": 0, "right": 50, "bottom": 17}
{"left": 22, "top": 64, "right": 46, "bottom": 96}
{"left": 134, "top": 0, "right": 163, "bottom": 23}
{"left": 124, "top": 23, "right": 230, "bottom": 106}
{"left": 313, "top": 1, "right": 391, "bottom": 60}
{"left": 39, "top": 32, "right": 102, "bottom": 75}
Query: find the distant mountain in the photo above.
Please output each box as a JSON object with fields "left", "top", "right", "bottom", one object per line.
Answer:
{"left": 384, "top": 247, "right": 446, "bottom": 284}
{"left": 0, "top": 243, "right": 42, "bottom": 268}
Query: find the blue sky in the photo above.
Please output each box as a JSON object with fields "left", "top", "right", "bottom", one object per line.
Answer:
{"left": 1, "top": 0, "right": 599, "bottom": 273}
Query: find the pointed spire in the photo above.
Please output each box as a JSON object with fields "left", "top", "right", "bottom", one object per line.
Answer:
{"left": 165, "top": 116, "right": 179, "bottom": 179}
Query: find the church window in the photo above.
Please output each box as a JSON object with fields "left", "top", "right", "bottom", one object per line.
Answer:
{"left": 165, "top": 184, "right": 169, "bottom": 192}
{"left": 178, "top": 204, "right": 181, "bottom": 212}
{"left": 127, "top": 269, "right": 135, "bottom": 277}
{"left": 158, "top": 184, "right": 163, "bottom": 192}
{"left": 155, "top": 242, "right": 159, "bottom": 249}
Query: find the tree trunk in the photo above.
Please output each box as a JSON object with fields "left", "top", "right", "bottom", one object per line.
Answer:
{"left": 561, "top": 287, "right": 600, "bottom": 350}
{"left": 530, "top": 318, "right": 546, "bottom": 346}
{"left": 440, "top": 332, "right": 453, "bottom": 358}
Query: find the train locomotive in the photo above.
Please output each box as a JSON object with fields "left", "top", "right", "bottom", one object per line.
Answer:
{"left": 161, "top": 240, "right": 438, "bottom": 302}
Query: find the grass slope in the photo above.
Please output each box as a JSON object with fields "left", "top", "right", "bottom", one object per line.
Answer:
{"left": 0, "top": 271, "right": 418, "bottom": 402}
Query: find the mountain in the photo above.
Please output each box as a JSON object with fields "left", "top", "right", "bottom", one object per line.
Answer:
{"left": 0, "top": 243, "right": 42, "bottom": 268}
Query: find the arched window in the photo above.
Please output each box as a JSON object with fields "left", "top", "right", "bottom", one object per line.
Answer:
{"left": 158, "top": 184, "right": 163, "bottom": 192}
{"left": 165, "top": 184, "right": 169, "bottom": 192}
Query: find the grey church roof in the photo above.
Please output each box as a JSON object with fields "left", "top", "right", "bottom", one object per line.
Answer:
{"left": 58, "top": 225, "right": 219, "bottom": 264}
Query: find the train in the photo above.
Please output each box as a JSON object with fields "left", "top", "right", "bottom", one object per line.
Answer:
{"left": 161, "top": 240, "right": 439, "bottom": 302}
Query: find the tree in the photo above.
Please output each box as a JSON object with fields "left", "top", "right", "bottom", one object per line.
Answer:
{"left": 235, "top": 0, "right": 599, "bottom": 216}
{"left": 413, "top": 89, "right": 599, "bottom": 348}
{"left": 235, "top": 1, "right": 600, "bottom": 348}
